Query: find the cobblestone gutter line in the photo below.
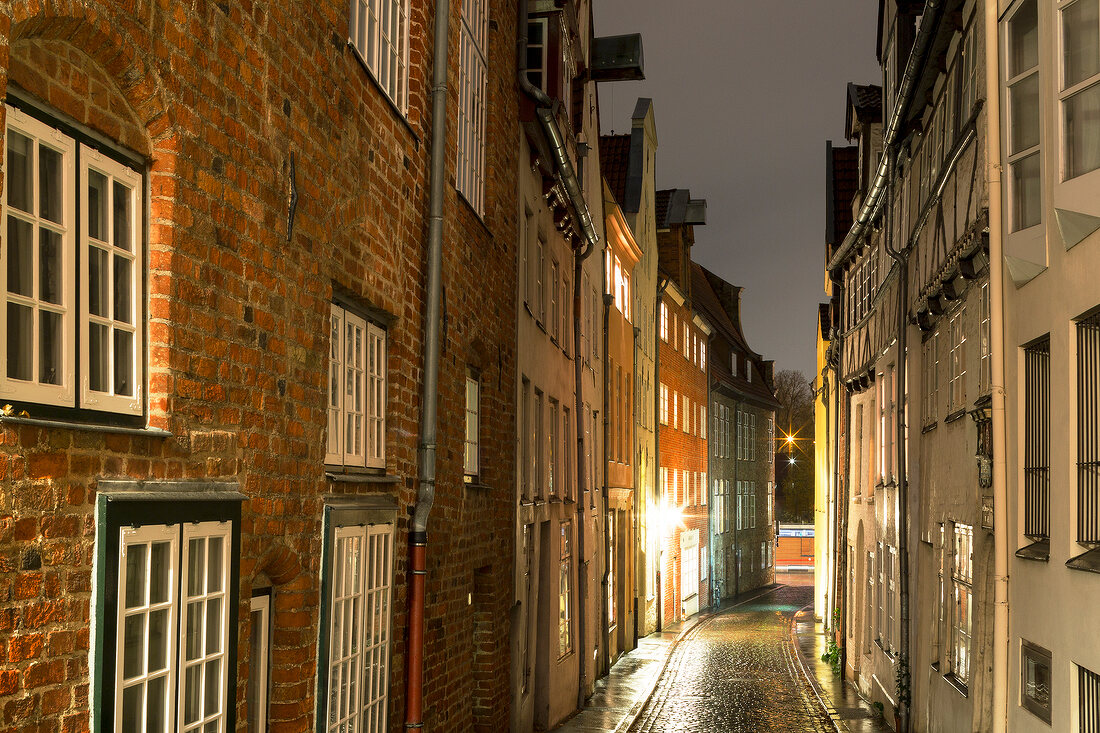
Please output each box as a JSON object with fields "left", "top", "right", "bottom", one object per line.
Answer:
{"left": 787, "top": 605, "right": 845, "bottom": 733}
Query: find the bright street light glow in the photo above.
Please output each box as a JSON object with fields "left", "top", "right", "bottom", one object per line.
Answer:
{"left": 788, "top": 457, "right": 796, "bottom": 465}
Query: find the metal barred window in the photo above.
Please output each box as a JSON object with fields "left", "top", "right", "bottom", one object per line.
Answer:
{"left": 1024, "top": 337, "right": 1051, "bottom": 540}
{"left": 1081, "top": 664, "right": 1100, "bottom": 733}
{"left": 456, "top": 0, "right": 488, "bottom": 212}
{"left": 1078, "top": 313, "right": 1100, "bottom": 544}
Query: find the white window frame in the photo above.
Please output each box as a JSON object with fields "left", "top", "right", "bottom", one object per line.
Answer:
{"left": 1058, "top": 0, "right": 1100, "bottom": 181}
{"left": 559, "top": 520, "right": 573, "bottom": 657}
{"left": 3, "top": 105, "right": 144, "bottom": 415}
{"left": 950, "top": 523, "right": 973, "bottom": 685}
{"left": 456, "top": 0, "right": 488, "bottom": 212}
{"left": 326, "top": 522, "right": 394, "bottom": 733}
{"left": 464, "top": 372, "right": 479, "bottom": 478}
{"left": 327, "top": 304, "right": 387, "bottom": 468}
{"left": 248, "top": 594, "right": 270, "bottom": 732}
{"left": 659, "top": 383, "right": 669, "bottom": 425}
{"left": 115, "top": 520, "right": 233, "bottom": 733}
{"left": 660, "top": 301, "right": 669, "bottom": 341}
{"left": 1004, "top": 0, "right": 1042, "bottom": 231}
{"left": 349, "top": 0, "right": 411, "bottom": 112}
{"left": 948, "top": 308, "right": 967, "bottom": 411}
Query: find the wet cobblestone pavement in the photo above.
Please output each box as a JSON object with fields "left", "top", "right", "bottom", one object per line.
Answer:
{"left": 629, "top": 584, "right": 836, "bottom": 733}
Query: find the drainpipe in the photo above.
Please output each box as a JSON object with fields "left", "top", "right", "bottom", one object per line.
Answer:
{"left": 405, "top": 0, "right": 450, "bottom": 726}
{"left": 985, "top": 0, "right": 1009, "bottom": 726}
{"left": 654, "top": 279, "right": 667, "bottom": 632}
{"left": 882, "top": 147, "right": 912, "bottom": 733}
{"left": 517, "top": 0, "right": 601, "bottom": 710}
{"left": 602, "top": 275, "right": 612, "bottom": 675}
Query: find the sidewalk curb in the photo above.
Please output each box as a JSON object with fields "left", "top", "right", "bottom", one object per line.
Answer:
{"left": 613, "top": 584, "right": 786, "bottom": 733}
{"left": 788, "top": 604, "right": 845, "bottom": 733}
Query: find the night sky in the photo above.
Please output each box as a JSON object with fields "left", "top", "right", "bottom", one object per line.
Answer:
{"left": 593, "top": 0, "right": 880, "bottom": 379}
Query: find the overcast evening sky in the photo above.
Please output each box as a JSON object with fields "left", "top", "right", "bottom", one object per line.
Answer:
{"left": 593, "top": 0, "right": 880, "bottom": 380}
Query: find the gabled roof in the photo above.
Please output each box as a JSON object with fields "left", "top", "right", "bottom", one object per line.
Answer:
{"left": 600, "top": 134, "right": 632, "bottom": 207}
{"left": 845, "top": 83, "right": 882, "bottom": 140}
{"left": 825, "top": 142, "right": 859, "bottom": 248}
{"left": 691, "top": 263, "right": 780, "bottom": 409}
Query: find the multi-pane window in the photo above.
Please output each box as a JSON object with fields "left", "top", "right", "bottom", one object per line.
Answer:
{"left": 548, "top": 399, "right": 558, "bottom": 497}
{"left": 248, "top": 594, "right": 270, "bottom": 731}
{"left": 865, "top": 551, "right": 875, "bottom": 653}
{"left": 525, "top": 18, "right": 547, "bottom": 90}
{"left": 1024, "top": 337, "right": 1051, "bottom": 540}
{"left": 736, "top": 409, "right": 744, "bottom": 460}
{"left": 660, "top": 301, "right": 669, "bottom": 341}
{"left": 534, "top": 390, "right": 544, "bottom": 497}
{"left": 1080, "top": 664, "right": 1100, "bottom": 733}
{"left": 951, "top": 523, "right": 973, "bottom": 685}
{"left": 464, "top": 373, "right": 479, "bottom": 478}
{"left": 957, "top": 24, "right": 979, "bottom": 130}
{"left": 326, "top": 522, "right": 393, "bottom": 733}
{"left": 535, "top": 238, "right": 545, "bottom": 322}
{"left": 700, "top": 340, "right": 707, "bottom": 370}
{"left": 521, "top": 378, "right": 531, "bottom": 498}
{"left": 750, "top": 413, "right": 757, "bottom": 461}
{"left": 659, "top": 383, "right": 669, "bottom": 424}
{"left": 349, "top": 0, "right": 410, "bottom": 111}
{"left": 1078, "top": 312, "right": 1100, "bottom": 544}
{"left": 549, "top": 261, "right": 559, "bottom": 341}
{"left": 979, "top": 283, "right": 992, "bottom": 394}
{"left": 924, "top": 331, "right": 940, "bottom": 424}
{"left": 607, "top": 513, "right": 616, "bottom": 628}
{"left": 948, "top": 308, "right": 967, "bottom": 410}
{"left": 1021, "top": 640, "right": 1052, "bottom": 723}
{"left": 1060, "top": 0, "right": 1100, "bottom": 180}
{"left": 559, "top": 521, "right": 573, "bottom": 657}
{"left": 886, "top": 546, "right": 897, "bottom": 653}
{"left": 1006, "top": 0, "right": 1042, "bottom": 230}
{"left": 876, "top": 543, "right": 884, "bottom": 643}
{"left": 2, "top": 105, "right": 143, "bottom": 414}
{"left": 563, "top": 406, "right": 572, "bottom": 501}
{"left": 456, "top": 0, "right": 487, "bottom": 212}
{"left": 115, "top": 521, "right": 233, "bottom": 733}
{"left": 327, "top": 304, "right": 386, "bottom": 468}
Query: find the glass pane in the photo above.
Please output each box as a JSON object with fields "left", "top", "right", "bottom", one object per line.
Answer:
{"left": 148, "top": 607, "right": 168, "bottom": 672}
{"left": 207, "top": 536, "right": 223, "bottom": 592}
{"left": 39, "top": 228, "right": 62, "bottom": 304}
{"left": 203, "top": 722, "right": 218, "bottom": 733}
{"left": 204, "top": 658, "right": 220, "bottom": 716}
{"left": 113, "top": 180, "right": 132, "bottom": 252}
{"left": 188, "top": 539, "right": 205, "bottom": 597}
{"left": 1010, "top": 0, "right": 1039, "bottom": 77}
{"left": 114, "top": 328, "right": 133, "bottom": 396}
{"left": 7, "top": 303, "right": 32, "bottom": 381}
{"left": 6, "top": 131, "right": 33, "bottom": 214}
{"left": 121, "top": 684, "right": 142, "bottom": 733}
{"left": 89, "top": 322, "right": 109, "bottom": 392}
{"left": 1065, "top": 81, "right": 1100, "bottom": 179}
{"left": 125, "top": 545, "right": 148, "bottom": 608}
{"left": 39, "top": 145, "right": 64, "bottom": 224}
{"left": 205, "top": 597, "right": 221, "bottom": 655}
{"left": 149, "top": 542, "right": 170, "bottom": 604}
{"left": 1013, "top": 153, "right": 1042, "bottom": 230}
{"left": 38, "top": 310, "right": 61, "bottom": 385}
{"left": 1064, "top": 0, "right": 1100, "bottom": 88}
{"left": 1011, "top": 73, "right": 1040, "bottom": 154}
{"left": 186, "top": 600, "right": 203, "bottom": 660}
{"left": 146, "top": 675, "right": 166, "bottom": 733}
{"left": 114, "top": 255, "right": 132, "bottom": 324}
{"left": 123, "top": 614, "right": 145, "bottom": 678}
{"left": 87, "top": 169, "right": 108, "bottom": 242}
{"left": 184, "top": 664, "right": 201, "bottom": 725}
{"left": 88, "top": 245, "right": 109, "bottom": 317}
{"left": 6, "top": 217, "right": 32, "bottom": 296}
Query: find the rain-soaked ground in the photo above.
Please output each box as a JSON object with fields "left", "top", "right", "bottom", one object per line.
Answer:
{"left": 628, "top": 580, "right": 835, "bottom": 733}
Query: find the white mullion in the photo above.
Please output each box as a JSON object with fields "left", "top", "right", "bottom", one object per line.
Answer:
{"left": 367, "top": 323, "right": 386, "bottom": 468}
{"left": 329, "top": 525, "right": 367, "bottom": 733}
{"left": 117, "top": 524, "right": 177, "bottom": 733}
{"left": 180, "top": 521, "right": 231, "bottom": 733}
{"left": 326, "top": 305, "right": 344, "bottom": 464}
{"left": 1, "top": 106, "right": 76, "bottom": 405}
{"left": 80, "top": 143, "right": 142, "bottom": 415}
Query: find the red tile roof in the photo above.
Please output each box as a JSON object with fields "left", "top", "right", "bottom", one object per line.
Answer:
{"left": 600, "top": 134, "right": 631, "bottom": 206}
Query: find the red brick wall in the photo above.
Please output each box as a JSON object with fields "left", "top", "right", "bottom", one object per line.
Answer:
{"left": 0, "top": 1, "right": 517, "bottom": 731}
{"left": 657, "top": 293, "right": 709, "bottom": 622}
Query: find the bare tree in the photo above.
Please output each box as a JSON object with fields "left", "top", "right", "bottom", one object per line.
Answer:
{"left": 772, "top": 369, "right": 815, "bottom": 523}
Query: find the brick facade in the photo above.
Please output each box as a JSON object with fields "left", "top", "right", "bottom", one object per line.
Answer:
{"left": 0, "top": 1, "right": 516, "bottom": 731}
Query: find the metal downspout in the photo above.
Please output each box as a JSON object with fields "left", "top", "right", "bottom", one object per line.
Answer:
{"left": 882, "top": 147, "right": 912, "bottom": 732}
{"left": 405, "top": 0, "right": 450, "bottom": 726}
{"left": 654, "top": 284, "right": 665, "bottom": 632}
{"left": 985, "top": 0, "right": 1009, "bottom": 726}
{"left": 602, "top": 284, "right": 612, "bottom": 676}
{"left": 827, "top": 0, "right": 948, "bottom": 274}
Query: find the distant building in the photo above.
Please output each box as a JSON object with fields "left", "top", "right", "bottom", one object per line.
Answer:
{"left": 692, "top": 264, "right": 779, "bottom": 600}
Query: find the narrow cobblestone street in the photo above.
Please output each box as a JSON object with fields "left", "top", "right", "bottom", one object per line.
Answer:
{"left": 629, "top": 582, "right": 834, "bottom": 733}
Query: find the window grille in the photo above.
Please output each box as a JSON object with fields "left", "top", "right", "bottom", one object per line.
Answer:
{"left": 1024, "top": 337, "right": 1051, "bottom": 540}
{"left": 1078, "top": 313, "right": 1100, "bottom": 544}
{"left": 1081, "top": 664, "right": 1100, "bottom": 733}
